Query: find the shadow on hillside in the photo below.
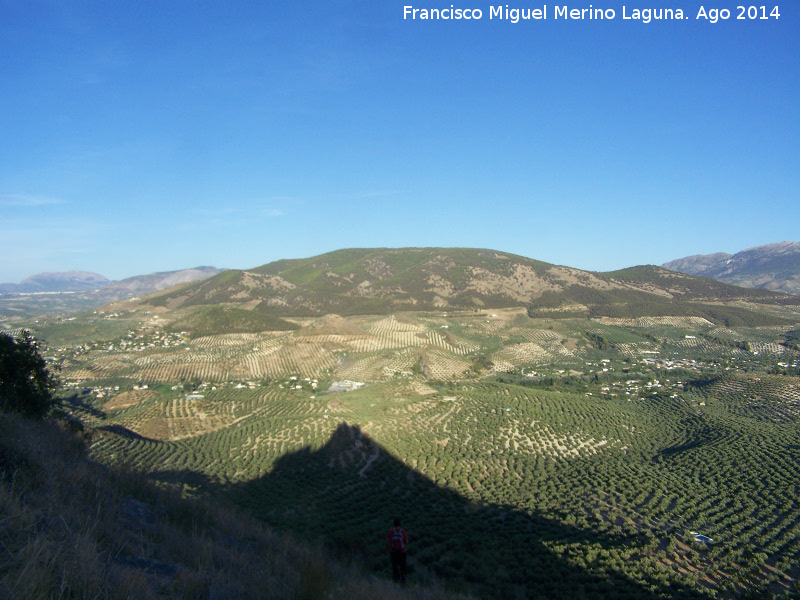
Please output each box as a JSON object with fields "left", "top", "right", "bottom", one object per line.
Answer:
{"left": 660, "top": 428, "right": 717, "bottom": 458}
{"left": 150, "top": 468, "right": 219, "bottom": 490}
{"left": 217, "top": 422, "right": 706, "bottom": 600}
{"left": 62, "top": 392, "right": 107, "bottom": 419}
{"left": 95, "top": 424, "right": 155, "bottom": 442}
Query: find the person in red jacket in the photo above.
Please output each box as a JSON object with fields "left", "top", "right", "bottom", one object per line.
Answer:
{"left": 386, "top": 517, "right": 409, "bottom": 583}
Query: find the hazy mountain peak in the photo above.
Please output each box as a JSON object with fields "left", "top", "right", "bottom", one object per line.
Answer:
{"left": 1, "top": 271, "right": 110, "bottom": 293}
{"left": 661, "top": 253, "right": 732, "bottom": 276}
{"left": 663, "top": 241, "right": 800, "bottom": 295}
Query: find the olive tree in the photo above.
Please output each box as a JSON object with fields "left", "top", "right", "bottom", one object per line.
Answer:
{"left": 0, "top": 331, "right": 59, "bottom": 418}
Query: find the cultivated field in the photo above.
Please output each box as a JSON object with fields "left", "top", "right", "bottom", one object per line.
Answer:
{"left": 75, "top": 376, "right": 800, "bottom": 598}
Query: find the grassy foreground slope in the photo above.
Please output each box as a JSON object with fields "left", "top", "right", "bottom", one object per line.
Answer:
{"left": 0, "top": 413, "right": 468, "bottom": 600}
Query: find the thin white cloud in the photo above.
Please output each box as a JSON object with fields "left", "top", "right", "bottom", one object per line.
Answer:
{"left": 0, "top": 194, "right": 68, "bottom": 207}
{"left": 191, "top": 200, "right": 289, "bottom": 223}
{"left": 195, "top": 207, "right": 244, "bottom": 217}
{"left": 172, "top": 211, "right": 284, "bottom": 232}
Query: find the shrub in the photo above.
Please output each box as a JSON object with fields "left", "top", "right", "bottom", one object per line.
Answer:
{"left": 0, "top": 331, "right": 59, "bottom": 418}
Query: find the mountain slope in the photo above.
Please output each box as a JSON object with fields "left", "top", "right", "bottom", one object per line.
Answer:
{"left": 100, "top": 266, "right": 224, "bottom": 298}
{"left": 663, "top": 241, "right": 800, "bottom": 295}
{"left": 131, "top": 248, "right": 800, "bottom": 330}
{"left": 165, "top": 305, "right": 299, "bottom": 338}
{"left": 527, "top": 265, "right": 798, "bottom": 325}
{"left": 144, "top": 247, "right": 617, "bottom": 316}
{"left": 661, "top": 252, "right": 732, "bottom": 276}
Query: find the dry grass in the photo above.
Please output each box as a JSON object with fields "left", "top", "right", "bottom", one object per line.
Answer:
{"left": 104, "top": 389, "right": 160, "bottom": 411}
{"left": 0, "top": 413, "right": 472, "bottom": 600}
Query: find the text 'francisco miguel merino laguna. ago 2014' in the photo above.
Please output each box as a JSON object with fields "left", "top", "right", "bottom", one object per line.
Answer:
{"left": 403, "top": 5, "right": 782, "bottom": 22}
{"left": 402, "top": 5, "right": 688, "bottom": 21}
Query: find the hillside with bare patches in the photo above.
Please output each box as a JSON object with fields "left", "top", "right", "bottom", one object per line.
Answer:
{"left": 113, "top": 249, "right": 799, "bottom": 329}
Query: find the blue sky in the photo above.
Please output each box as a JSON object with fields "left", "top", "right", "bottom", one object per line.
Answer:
{"left": 1, "top": 1, "right": 797, "bottom": 282}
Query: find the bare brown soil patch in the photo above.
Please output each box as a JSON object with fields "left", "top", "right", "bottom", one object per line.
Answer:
{"left": 406, "top": 381, "right": 438, "bottom": 395}
{"left": 299, "top": 314, "right": 370, "bottom": 336}
{"left": 364, "top": 257, "right": 395, "bottom": 279}
{"left": 139, "top": 417, "right": 170, "bottom": 440}
{"left": 466, "top": 266, "right": 558, "bottom": 302}
{"left": 104, "top": 389, "right": 159, "bottom": 411}
{"left": 327, "top": 398, "right": 352, "bottom": 413}
{"left": 563, "top": 338, "right": 579, "bottom": 352}
{"left": 425, "top": 273, "right": 455, "bottom": 297}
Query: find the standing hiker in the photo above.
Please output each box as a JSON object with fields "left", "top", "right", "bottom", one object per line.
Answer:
{"left": 386, "top": 517, "right": 409, "bottom": 583}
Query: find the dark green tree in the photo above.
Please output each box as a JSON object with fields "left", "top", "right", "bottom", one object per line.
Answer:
{"left": 0, "top": 331, "right": 59, "bottom": 418}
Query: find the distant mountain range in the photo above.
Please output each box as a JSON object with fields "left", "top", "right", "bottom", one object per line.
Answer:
{"left": 0, "top": 267, "right": 223, "bottom": 296}
{"left": 663, "top": 241, "right": 800, "bottom": 295}
{"left": 0, "top": 271, "right": 111, "bottom": 294}
{"left": 0, "top": 267, "right": 225, "bottom": 319}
